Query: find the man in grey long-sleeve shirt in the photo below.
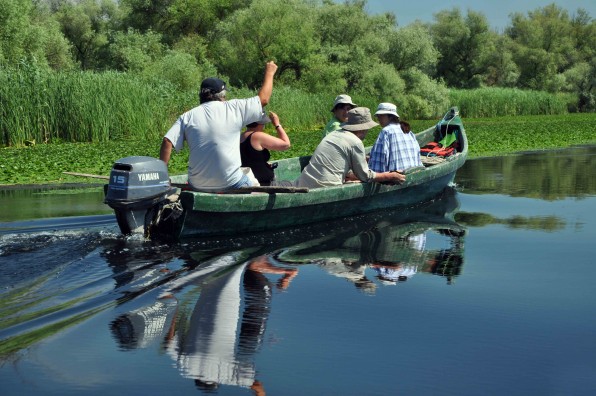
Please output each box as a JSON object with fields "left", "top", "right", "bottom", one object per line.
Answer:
{"left": 295, "top": 107, "right": 406, "bottom": 189}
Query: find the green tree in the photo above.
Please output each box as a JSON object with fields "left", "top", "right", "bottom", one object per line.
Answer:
{"left": 141, "top": 50, "right": 216, "bottom": 91}
{"left": 54, "top": 0, "right": 120, "bottom": 70}
{"left": 317, "top": 0, "right": 395, "bottom": 92}
{"left": 0, "top": 0, "right": 34, "bottom": 64}
{"left": 317, "top": 0, "right": 388, "bottom": 49}
{"left": 563, "top": 59, "right": 596, "bottom": 111}
{"left": 0, "top": 0, "right": 74, "bottom": 70}
{"left": 119, "top": 0, "right": 174, "bottom": 34}
{"left": 383, "top": 22, "right": 438, "bottom": 75}
{"left": 166, "top": 0, "right": 250, "bottom": 42}
{"left": 120, "top": 0, "right": 250, "bottom": 44}
{"left": 108, "top": 28, "right": 165, "bottom": 72}
{"left": 294, "top": 52, "right": 348, "bottom": 94}
{"left": 30, "top": 2, "right": 76, "bottom": 70}
{"left": 566, "top": 8, "right": 595, "bottom": 110}
{"left": 430, "top": 8, "right": 494, "bottom": 88}
{"left": 399, "top": 68, "right": 450, "bottom": 119}
{"left": 506, "top": 4, "right": 576, "bottom": 91}
{"left": 172, "top": 33, "right": 211, "bottom": 65}
{"left": 480, "top": 34, "right": 519, "bottom": 87}
{"left": 212, "top": 0, "right": 319, "bottom": 88}
{"left": 354, "top": 62, "right": 405, "bottom": 99}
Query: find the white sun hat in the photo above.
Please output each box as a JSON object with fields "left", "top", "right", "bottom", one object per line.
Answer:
{"left": 375, "top": 102, "right": 400, "bottom": 118}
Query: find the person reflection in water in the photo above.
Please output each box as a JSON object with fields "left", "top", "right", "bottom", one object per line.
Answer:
{"left": 370, "top": 262, "right": 418, "bottom": 285}
{"left": 110, "top": 253, "right": 297, "bottom": 396}
{"left": 367, "top": 230, "right": 424, "bottom": 285}
{"left": 316, "top": 258, "right": 377, "bottom": 294}
{"left": 185, "top": 255, "right": 298, "bottom": 395}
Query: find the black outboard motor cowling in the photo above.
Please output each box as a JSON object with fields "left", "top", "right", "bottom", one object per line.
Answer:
{"left": 104, "top": 156, "right": 178, "bottom": 235}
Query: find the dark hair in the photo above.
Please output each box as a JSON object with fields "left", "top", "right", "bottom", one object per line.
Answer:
{"left": 199, "top": 90, "right": 226, "bottom": 104}
{"left": 333, "top": 103, "right": 354, "bottom": 112}
{"left": 388, "top": 114, "right": 400, "bottom": 124}
{"left": 399, "top": 121, "right": 410, "bottom": 132}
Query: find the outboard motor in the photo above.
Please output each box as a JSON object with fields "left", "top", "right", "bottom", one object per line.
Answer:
{"left": 104, "top": 156, "right": 178, "bottom": 236}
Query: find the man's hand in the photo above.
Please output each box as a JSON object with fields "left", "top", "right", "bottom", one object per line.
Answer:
{"left": 373, "top": 170, "right": 406, "bottom": 184}
{"left": 345, "top": 171, "right": 359, "bottom": 182}
{"left": 265, "top": 61, "right": 278, "bottom": 76}
{"left": 391, "top": 171, "right": 406, "bottom": 184}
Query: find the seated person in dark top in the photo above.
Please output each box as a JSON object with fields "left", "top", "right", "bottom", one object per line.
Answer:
{"left": 240, "top": 111, "right": 290, "bottom": 186}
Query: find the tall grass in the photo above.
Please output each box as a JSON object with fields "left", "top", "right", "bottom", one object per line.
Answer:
{"left": 0, "top": 65, "right": 181, "bottom": 146}
{"left": 450, "top": 88, "right": 573, "bottom": 118}
{"left": 1, "top": 65, "right": 578, "bottom": 147}
{"left": 232, "top": 86, "right": 368, "bottom": 127}
{"left": 243, "top": 86, "right": 418, "bottom": 130}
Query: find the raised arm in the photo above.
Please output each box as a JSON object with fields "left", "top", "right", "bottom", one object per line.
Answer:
{"left": 253, "top": 112, "right": 291, "bottom": 151}
{"left": 258, "top": 61, "right": 278, "bottom": 107}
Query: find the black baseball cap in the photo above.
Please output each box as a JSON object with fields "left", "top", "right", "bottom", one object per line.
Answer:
{"left": 200, "top": 78, "right": 226, "bottom": 94}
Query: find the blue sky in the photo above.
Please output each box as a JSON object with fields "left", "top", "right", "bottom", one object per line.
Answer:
{"left": 356, "top": 0, "right": 595, "bottom": 30}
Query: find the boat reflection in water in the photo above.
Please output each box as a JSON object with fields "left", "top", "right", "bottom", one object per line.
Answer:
{"left": 109, "top": 187, "right": 465, "bottom": 393}
{"left": 276, "top": 186, "right": 466, "bottom": 291}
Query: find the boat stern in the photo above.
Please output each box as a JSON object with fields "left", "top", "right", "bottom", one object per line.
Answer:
{"left": 104, "top": 156, "right": 178, "bottom": 236}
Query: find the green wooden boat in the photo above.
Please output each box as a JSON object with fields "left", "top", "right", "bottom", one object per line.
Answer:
{"left": 104, "top": 107, "right": 467, "bottom": 240}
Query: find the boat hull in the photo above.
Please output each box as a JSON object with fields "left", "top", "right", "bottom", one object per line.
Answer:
{"left": 176, "top": 171, "right": 458, "bottom": 238}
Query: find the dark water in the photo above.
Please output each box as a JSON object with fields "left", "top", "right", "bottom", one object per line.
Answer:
{"left": 1, "top": 146, "right": 595, "bottom": 396}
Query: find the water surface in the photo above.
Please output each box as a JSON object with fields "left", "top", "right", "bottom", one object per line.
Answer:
{"left": 1, "top": 146, "right": 595, "bottom": 396}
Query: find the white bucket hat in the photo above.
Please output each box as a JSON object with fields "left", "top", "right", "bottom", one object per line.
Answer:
{"left": 375, "top": 102, "right": 400, "bottom": 118}
{"left": 331, "top": 94, "right": 357, "bottom": 112}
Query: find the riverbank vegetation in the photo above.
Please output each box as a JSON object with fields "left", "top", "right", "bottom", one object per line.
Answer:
{"left": 1, "top": 113, "right": 594, "bottom": 185}
{"left": 0, "top": 67, "right": 576, "bottom": 147}
{"left": 1, "top": 1, "right": 595, "bottom": 185}
{"left": 1, "top": 0, "right": 594, "bottom": 148}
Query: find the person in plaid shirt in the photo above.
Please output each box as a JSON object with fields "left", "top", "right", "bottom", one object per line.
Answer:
{"left": 368, "top": 103, "right": 422, "bottom": 172}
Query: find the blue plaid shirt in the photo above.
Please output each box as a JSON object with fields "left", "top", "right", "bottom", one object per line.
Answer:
{"left": 368, "top": 123, "right": 422, "bottom": 172}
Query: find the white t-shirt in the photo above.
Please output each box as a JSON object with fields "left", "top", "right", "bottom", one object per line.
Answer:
{"left": 164, "top": 96, "right": 263, "bottom": 191}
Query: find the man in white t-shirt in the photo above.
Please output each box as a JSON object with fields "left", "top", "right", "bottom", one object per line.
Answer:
{"left": 159, "top": 62, "right": 278, "bottom": 192}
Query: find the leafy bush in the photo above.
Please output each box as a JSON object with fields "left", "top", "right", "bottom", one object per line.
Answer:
{"left": 353, "top": 62, "right": 405, "bottom": 100}
{"left": 400, "top": 68, "right": 450, "bottom": 119}
{"left": 141, "top": 51, "right": 217, "bottom": 92}
{"left": 108, "top": 28, "right": 165, "bottom": 73}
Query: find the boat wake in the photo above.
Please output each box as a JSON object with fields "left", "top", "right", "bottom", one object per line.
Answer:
{"left": 0, "top": 190, "right": 466, "bottom": 360}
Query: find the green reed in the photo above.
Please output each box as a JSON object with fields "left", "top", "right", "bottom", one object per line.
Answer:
{"left": 1, "top": 66, "right": 580, "bottom": 148}
{"left": 449, "top": 88, "right": 573, "bottom": 118}
{"left": 0, "top": 66, "right": 181, "bottom": 146}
